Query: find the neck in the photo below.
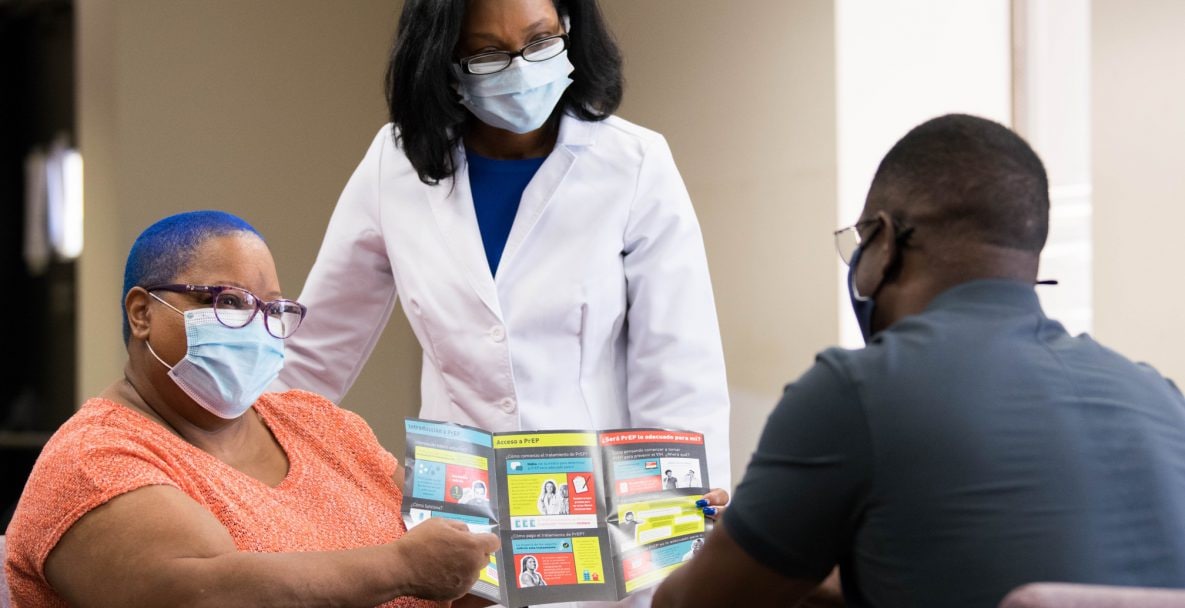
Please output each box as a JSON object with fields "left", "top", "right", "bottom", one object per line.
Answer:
{"left": 463, "top": 115, "right": 558, "bottom": 159}
{"left": 112, "top": 357, "right": 253, "bottom": 457}
{"left": 873, "top": 243, "right": 1039, "bottom": 331}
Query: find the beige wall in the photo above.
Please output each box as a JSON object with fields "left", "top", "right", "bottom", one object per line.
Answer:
{"left": 1092, "top": 0, "right": 1185, "bottom": 384}
{"left": 77, "top": 1, "right": 839, "bottom": 481}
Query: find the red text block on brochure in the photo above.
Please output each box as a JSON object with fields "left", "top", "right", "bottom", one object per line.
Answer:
{"left": 515, "top": 552, "right": 578, "bottom": 587}
{"left": 444, "top": 464, "right": 491, "bottom": 504}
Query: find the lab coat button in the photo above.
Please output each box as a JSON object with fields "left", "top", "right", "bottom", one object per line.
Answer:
{"left": 498, "top": 397, "right": 516, "bottom": 413}
{"left": 489, "top": 325, "right": 506, "bottom": 342}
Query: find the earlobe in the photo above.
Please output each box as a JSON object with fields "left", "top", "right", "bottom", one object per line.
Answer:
{"left": 126, "top": 287, "right": 152, "bottom": 340}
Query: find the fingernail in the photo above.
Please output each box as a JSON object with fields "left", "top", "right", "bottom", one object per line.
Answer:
{"left": 702, "top": 506, "right": 717, "bottom": 516}
{"left": 695, "top": 499, "right": 709, "bottom": 508}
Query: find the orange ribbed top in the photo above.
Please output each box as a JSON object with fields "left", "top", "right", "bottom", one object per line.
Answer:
{"left": 4, "top": 390, "right": 443, "bottom": 608}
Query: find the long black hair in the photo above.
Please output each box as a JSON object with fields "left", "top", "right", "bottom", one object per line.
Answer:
{"left": 385, "top": 0, "right": 624, "bottom": 185}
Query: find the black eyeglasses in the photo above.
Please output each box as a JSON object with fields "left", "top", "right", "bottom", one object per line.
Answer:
{"left": 145, "top": 284, "right": 307, "bottom": 339}
{"left": 458, "top": 34, "right": 569, "bottom": 75}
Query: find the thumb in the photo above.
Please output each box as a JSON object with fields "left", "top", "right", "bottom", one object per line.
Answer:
{"left": 474, "top": 532, "right": 500, "bottom": 554}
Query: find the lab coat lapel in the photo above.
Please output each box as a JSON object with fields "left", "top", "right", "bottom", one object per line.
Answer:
{"left": 424, "top": 149, "right": 503, "bottom": 319}
{"left": 497, "top": 115, "right": 594, "bottom": 279}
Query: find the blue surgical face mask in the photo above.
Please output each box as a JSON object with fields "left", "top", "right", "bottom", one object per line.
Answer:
{"left": 147, "top": 294, "right": 284, "bottom": 419}
{"left": 848, "top": 244, "right": 877, "bottom": 344}
{"left": 453, "top": 50, "right": 575, "bottom": 134}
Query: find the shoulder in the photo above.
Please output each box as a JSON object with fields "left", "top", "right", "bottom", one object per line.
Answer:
{"left": 36, "top": 399, "right": 180, "bottom": 475}
{"left": 257, "top": 389, "right": 374, "bottom": 439}
{"left": 359, "top": 123, "right": 417, "bottom": 177}
{"left": 596, "top": 114, "right": 666, "bottom": 146}
{"left": 374, "top": 123, "right": 397, "bottom": 148}
{"left": 565, "top": 114, "right": 670, "bottom": 159}
{"left": 6, "top": 400, "right": 185, "bottom": 578}
{"left": 773, "top": 350, "right": 866, "bottom": 425}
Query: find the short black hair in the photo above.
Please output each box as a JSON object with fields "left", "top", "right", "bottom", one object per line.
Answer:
{"left": 868, "top": 114, "right": 1050, "bottom": 252}
{"left": 385, "top": 0, "right": 624, "bottom": 185}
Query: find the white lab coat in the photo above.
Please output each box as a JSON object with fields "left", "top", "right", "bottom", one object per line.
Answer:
{"left": 276, "top": 113, "right": 731, "bottom": 606}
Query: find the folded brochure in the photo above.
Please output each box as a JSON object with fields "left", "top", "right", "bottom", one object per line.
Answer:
{"left": 402, "top": 418, "right": 712, "bottom": 606}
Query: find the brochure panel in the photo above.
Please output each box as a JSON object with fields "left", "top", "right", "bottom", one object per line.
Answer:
{"left": 402, "top": 419, "right": 500, "bottom": 602}
{"left": 494, "top": 431, "right": 618, "bottom": 607}
{"left": 599, "top": 429, "right": 710, "bottom": 595}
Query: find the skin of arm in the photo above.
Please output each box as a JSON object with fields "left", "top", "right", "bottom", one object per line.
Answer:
{"left": 44, "top": 485, "right": 498, "bottom": 608}
{"left": 652, "top": 522, "right": 822, "bottom": 608}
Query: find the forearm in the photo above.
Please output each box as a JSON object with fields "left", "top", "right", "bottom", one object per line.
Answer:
{"left": 149, "top": 544, "right": 413, "bottom": 608}
{"left": 45, "top": 486, "right": 481, "bottom": 608}
{"left": 652, "top": 525, "right": 817, "bottom": 608}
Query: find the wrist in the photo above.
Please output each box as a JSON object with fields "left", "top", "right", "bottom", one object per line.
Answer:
{"left": 385, "top": 540, "right": 418, "bottom": 598}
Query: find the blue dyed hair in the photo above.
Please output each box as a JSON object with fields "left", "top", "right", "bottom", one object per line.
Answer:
{"left": 122, "top": 210, "right": 263, "bottom": 343}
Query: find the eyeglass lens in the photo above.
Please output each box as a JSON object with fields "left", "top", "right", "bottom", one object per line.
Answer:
{"left": 210, "top": 286, "right": 303, "bottom": 339}
{"left": 465, "top": 36, "right": 566, "bottom": 74}
{"left": 267, "top": 301, "right": 305, "bottom": 339}
{"left": 835, "top": 227, "right": 861, "bottom": 265}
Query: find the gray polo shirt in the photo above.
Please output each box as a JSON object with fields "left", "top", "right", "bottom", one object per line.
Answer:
{"left": 725, "top": 280, "right": 1185, "bottom": 607}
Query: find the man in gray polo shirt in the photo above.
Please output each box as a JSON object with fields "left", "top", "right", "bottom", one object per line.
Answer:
{"left": 655, "top": 114, "right": 1185, "bottom": 607}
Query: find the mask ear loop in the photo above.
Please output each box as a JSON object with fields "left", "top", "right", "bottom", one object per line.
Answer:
{"left": 145, "top": 341, "right": 175, "bottom": 371}
{"left": 850, "top": 247, "right": 873, "bottom": 302}
{"left": 145, "top": 292, "right": 186, "bottom": 371}
{"left": 851, "top": 221, "right": 914, "bottom": 301}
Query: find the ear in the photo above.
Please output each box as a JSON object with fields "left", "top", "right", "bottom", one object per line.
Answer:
{"left": 869, "top": 210, "right": 902, "bottom": 279}
{"left": 876, "top": 211, "right": 909, "bottom": 280}
{"left": 125, "top": 287, "right": 153, "bottom": 341}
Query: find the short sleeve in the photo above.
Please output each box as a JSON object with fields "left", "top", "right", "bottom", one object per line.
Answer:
{"left": 723, "top": 354, "right": 873, "bottom": 580}
{"left": 5, "top": 421, "right": 183, "bottom": 592}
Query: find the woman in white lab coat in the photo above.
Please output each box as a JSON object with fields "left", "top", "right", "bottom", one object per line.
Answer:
{"left": 278, "top": 1, "right": 732, "bottom": 589}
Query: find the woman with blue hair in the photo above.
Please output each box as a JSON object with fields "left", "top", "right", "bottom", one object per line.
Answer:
{"left": 5, "top": 210, "right": 498, "bottom": 607}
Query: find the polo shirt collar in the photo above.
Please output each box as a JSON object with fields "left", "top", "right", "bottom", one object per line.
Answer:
{"left": 924, "top": 279, "right": 1044, "bottom": 315}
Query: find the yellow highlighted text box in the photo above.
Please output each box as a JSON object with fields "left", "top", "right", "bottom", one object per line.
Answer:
{"left": 494, "top": 432, "right": 596, "bottom": 449}
{"left": 572, "top": 536, "right": 606, "bottom": 584}
{"left": 415, "top": 446, "right": 489, "bottom": 470}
